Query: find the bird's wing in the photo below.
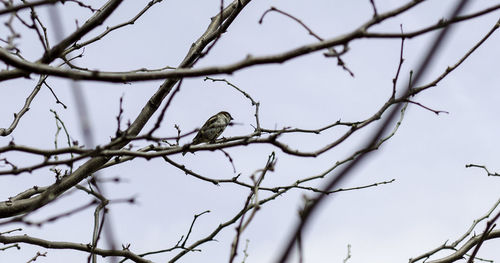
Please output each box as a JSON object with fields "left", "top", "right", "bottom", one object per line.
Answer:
{"left": 192, "top": 114, "right": 219, "bottom": 144}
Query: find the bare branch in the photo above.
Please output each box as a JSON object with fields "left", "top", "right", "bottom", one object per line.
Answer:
{"left": 423, "top": 229, "right": 500, "bottom": 263}
{"left": 368, "top": 0, "right": 378, "bottom": 17}
{"left": 259, "top": 6, "right": 324, "bottom": 41}
{"left": 26, "top": 251, "right": 47, "bottom": 263}
{"left": 0, "top": 76, "right": 44, "bottom": 136}
{"left": 204, "top": 77, "right": 261, "bottom": 131}
{"left": 0, "top": 234, "right": 152, "bottom": 263}
{"left": 2, "top": 3, "right": 499, "bottom": 82}
{"left": 466, "top": 164, "right": 500, "bottom": 177}
{"left": 405, "top": 100, "right": 449, "bottom": 115}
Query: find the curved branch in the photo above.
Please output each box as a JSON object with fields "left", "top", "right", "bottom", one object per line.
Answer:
{"left": 427, "top": 230, "right": 500, "bottom": 263}
{"left": 364, "top": 3, "right": 500, "bottom": 39}
{"left": 0, "top": 234, "right": 152, "bottom": 263}
{"left": 1, "top": 3, "right": 499, "bottom": 82}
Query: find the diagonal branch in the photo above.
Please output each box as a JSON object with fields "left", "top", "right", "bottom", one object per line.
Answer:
{"left": 0, "top": 0, "right": 252, "bottom": 219}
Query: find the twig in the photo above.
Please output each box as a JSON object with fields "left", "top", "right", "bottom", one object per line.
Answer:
{"left": 0, "top": 234, "right": 152, "bottom": 263}
{"left": 62, "top": 0, "right": 163, "bottom": 57}
{"left": 0, "top": 0, "right": 94, "bottom": 16}
{"left": 115, "top": 95, "right": 125, "bottom": 137}
{"left": 392, "top": 25, "right": 405, "bottom": 97}
{"left": 465, "top": 164, "right": 500, "bottom": 177}
{"left": 147, "top": 79, "right": 183, "bottom": 136}
{"left": 220, "top": 148, "right": 237, "bottom": 173}
{"left": 259, "top": 6, "right": 323, "bottom": 41}
{"left": 258, "top": 6, "right": 354, "bottom": 76}
{"left": 181, "top": 210, "right": 210, "bottom": 247}
{"left": 0, "top": 75, "right": 44, "bottom": 136}
{"left": 240, "top": 239, "right": 250, "bottom": 263}
{"left": 369, "top": 0, "right": 378, "bottom": 17}
{"left": 405, "top": 100, "right": 449, "bottom": 115}
{"left": 26, "top": 251, "right": 47, "bottom": 263}
{"left": 2, "top": 200, "right": 97, "bottom": 227}
{"left": 0, "top": 243, "right": 20, "bottom": 251}
{"left": 343, "top": 244, "right": 352, "bottom": 263}
{"left": 204, "top": 77, "right": 261, "bottom": 131}
{"left": 0, "top": 228, "right": 22, "bottom": 235}
{"left": 42, "top": 78, "right": 67, "bottom": 108}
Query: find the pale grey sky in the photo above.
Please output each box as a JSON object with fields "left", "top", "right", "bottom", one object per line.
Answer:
{"left": 0, "top": 1, "right": 499, "bottom": 262}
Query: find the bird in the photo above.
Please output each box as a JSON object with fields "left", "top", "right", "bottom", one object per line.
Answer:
{"left": 182, "top": 111, "right": 233, "bottom": 155}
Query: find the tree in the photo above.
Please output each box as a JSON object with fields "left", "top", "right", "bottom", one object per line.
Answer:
{"left": 0, "top": 0, "right": 499, "bottom": 262}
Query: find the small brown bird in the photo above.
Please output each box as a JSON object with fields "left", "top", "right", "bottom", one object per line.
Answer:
{"left": 192, "top": 111, "right": 233, "bottom": 144}
{"left": 183, "top": 111, "right": 233, "bottom": 155}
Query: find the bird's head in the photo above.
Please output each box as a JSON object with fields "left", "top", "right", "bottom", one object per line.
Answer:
{"left": 219, "top": 111, "right": 233, "bottom": 121}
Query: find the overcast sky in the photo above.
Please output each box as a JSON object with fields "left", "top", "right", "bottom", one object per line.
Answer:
{"left": 1, "top": 1, "right": 499, "bottom": 262}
